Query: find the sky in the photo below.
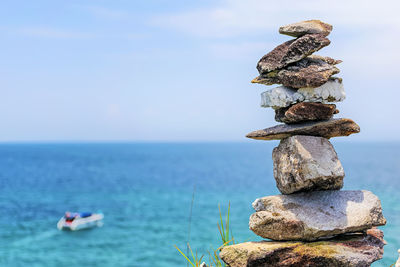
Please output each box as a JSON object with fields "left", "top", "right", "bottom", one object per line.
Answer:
{"left": 1, "top": 0, "right": 400, "bottom": 142}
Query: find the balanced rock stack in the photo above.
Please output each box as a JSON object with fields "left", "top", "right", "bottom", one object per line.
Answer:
{"left": 220, "top": 20, "right": 387, "bottom": 266}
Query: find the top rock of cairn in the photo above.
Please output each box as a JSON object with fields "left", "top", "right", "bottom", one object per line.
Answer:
{"left": 279, "top": 19, "right": 333, "bottom": 37}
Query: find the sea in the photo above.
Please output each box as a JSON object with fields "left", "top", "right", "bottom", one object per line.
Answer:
{"left": 0, "top": 142, "right": 399, "bottom": 266}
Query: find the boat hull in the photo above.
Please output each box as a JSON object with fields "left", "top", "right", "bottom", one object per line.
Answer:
{"left": 57, "top": 214, "right": 104, "bottom": 231}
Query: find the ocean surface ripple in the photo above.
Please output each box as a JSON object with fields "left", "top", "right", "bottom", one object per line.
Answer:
{"left": 0, "top": 142, "right": 399, "bottom": 266}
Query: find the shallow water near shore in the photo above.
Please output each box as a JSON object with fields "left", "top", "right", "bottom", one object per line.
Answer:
{"left": 0, "top": 142, "right": 399, "bottom": 266}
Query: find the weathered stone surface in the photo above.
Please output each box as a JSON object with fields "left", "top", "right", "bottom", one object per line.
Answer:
{"left": 296, "top": 78, "right": 345, "bottom": 103}
{"left": 308, "top": 55, "right": 342, "bottom": 65}
{"left": 275, "top": 102, "right": 338, "bottom": 124}
{"left": 279, "top": 20, "right": 333, "bottom": 37}
{"left": 257, "top": 34, "right": 330, "bottom": 74}
{"left": 260, "top": 78, "right": 345, "bottom": 109}
{"left": 395, "top": 249, "right": 400, "bottom": 267}
{"left": 249, "top": 190, "right": 386, "bottom": 241}
{"left": 260, "top": 86, "right": 297, "bottom": 109}
{"left": 246, "top": 118, "right": 359, "bottom": 141}
{"left": 272, "top": 135, "right": 344, "bottom": 194}
{"left": 220, "top": 228, "right": 385, "bottom": 267}
{"left": 252, "top": 56, "right": 341, "bottom": 88}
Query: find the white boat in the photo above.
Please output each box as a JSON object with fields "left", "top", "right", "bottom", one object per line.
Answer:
{"left": 57, "top": 212, "right": 104, "bottom": 231}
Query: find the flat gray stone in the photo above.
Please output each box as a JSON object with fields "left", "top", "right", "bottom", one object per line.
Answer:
{"left": 249, "top": 190, "right": 386, "bottom": 241}
{"left": 246, "top": 118, "right": 360, "bottom": 141}
{"left": 279, "top": 20, "right": 333, "bottom": 37}
{"left": 252, "top": 55, "right": 341, "bottom": 88}
{"left": 257, "top": 34, "right": 330, "bottom": 74}
{"left": 273, "top": 135, "right": 344, "bottom": 194}
{"left": 260, "top": 78, "right": 345, "bottom": 109}
{"left": 220, "top": 228, "right": 385, "bottom": 267}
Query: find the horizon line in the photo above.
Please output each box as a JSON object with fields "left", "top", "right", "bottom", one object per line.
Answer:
{"left": 0, "top": 139, "right": 399, "bottom": 144}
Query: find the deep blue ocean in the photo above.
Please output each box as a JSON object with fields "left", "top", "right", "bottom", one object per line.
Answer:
{"left": 0, "top": 142, "right": 399, "bottom": 266}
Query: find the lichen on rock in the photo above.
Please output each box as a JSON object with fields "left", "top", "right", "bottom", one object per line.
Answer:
{"left": 220, "top": 228, "right": 385, "bottom": 267}
{"left": 253, "top": 55, "right": 341, "bottom": 88}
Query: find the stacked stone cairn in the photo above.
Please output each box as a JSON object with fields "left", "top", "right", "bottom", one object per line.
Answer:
{"left": 219, "top": 20, "right": 387, "bottom": 266}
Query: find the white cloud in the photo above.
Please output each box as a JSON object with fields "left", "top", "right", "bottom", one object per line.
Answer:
{"left": 82, "top": 5, "right": 129, "bottom": 20}
{"left": 18, "top": 27, "right": 95, "bottom": 39}
{"left": 208, "top": 41, "right": 275, "bottom": 59}
{"left": 336, "top": 29, "right": 400, "bottom": 76}
{"left": 151, "top": 2, "right": 273, "bottom": 38}
{"left": 152, "top": 0, "right": 400, "bottom": 38}
{"left": 152, "top": 0, "right": 400, "bottom": 75}
{"left": 7, "top": 26, "right": 148, "bottom": 41}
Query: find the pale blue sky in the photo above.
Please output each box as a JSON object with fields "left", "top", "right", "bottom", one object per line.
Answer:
{"left": 1, "top": 0, "right": 399, "bottom": 142}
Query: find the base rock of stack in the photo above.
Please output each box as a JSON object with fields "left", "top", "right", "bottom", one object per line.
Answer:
{"left": 252, "top": 55, "right": 341, "bottom": 88}
{"left": 273, "top": 135, "right": 344, "bottom": 194}
{"left": 220, "top": 228, "right": 385, "bottom": 267}
{"left": 249, "top": 190, "right": 386, "bottom": 241}
{"left": 261, "top": 78, "right": 345, "bottom": 109}
{"left": 279, "top": 20, "right": 333, "bottom": 37}
{"left": 246, "top": 118, "right": 359, "bottom": 141}
{"left": 275, "top": 102, "right": 338, "bottom": 124}
{"left": 257, "top": 34, "right": 330, "bottom": 74}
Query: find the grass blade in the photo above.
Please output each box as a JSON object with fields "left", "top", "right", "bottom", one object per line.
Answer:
{"left": 187, "top": 185, "right": 196, "bottom": 267}
{"left": 188, "top": 243, "right": 196, "bottom": 264}
{"left": 218, "top": 204, "right": 225, "bottom": 242}
{"left": 174, "top": 245, "right": 195, "bottom": 267}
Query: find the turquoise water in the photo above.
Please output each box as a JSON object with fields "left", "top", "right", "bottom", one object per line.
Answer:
{"left": 0, "top": 142, "right": 399, "bottom": 266}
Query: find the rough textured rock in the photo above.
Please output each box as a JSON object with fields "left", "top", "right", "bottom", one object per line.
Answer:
{"left": 220, "top": 228, "right": 385, "bottom": 267}
{"left": 257, "top": 34, "right": 330, "bottom": 74}
{"left": 260, "top": 78, "right": 345, "bottom": 109}
{"left": 279, "top": 20, "right": 333, "bottom": 37}
{"left": 252, "top": 55, "right": 341, "bottom": 88}
{"left": 272, "top": 135, "right": 344, "bottom": 194}
{"left": 246, "top": 118, "right": 360, "bottom": 141}
{"left": 260, "top": 86, "right": 298, "bottom": 109}
{"left": 275, "top": 102, "right": 338, "bottom": 124}
{"left": 296, "top": 78, "right": 345, "bottom": 103}
{"left": 396, "top": 249, "right": 400, "bottom": 267}
{"left": 249, "top": 190, "right": 386, "bottom": 241}
{"left": 307, "top": 55, "right": 342, "bottom": 65}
